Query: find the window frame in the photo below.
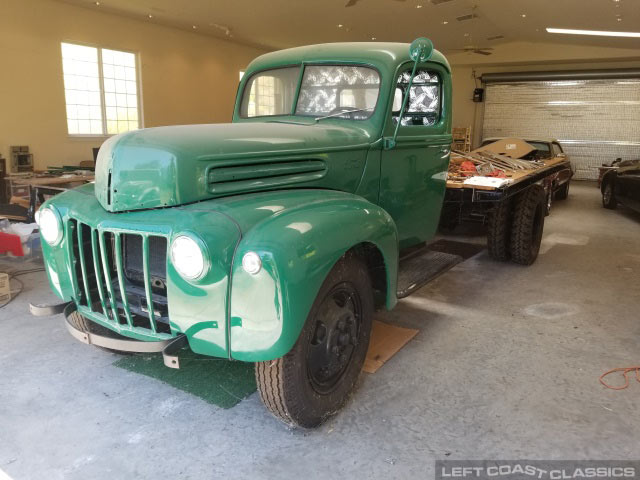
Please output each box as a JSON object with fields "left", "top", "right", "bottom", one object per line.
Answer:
{"left": 61, "top": 41, "right": 144, "bottom": 138}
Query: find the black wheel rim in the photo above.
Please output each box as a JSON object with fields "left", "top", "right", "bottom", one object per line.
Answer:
{"left": 307, "top": 283, "right": 362, "bottom": 394}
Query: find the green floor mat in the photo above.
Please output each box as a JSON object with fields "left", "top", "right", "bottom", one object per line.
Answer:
{"left": 113, "top": 349, "right": 257, "bottom": 409}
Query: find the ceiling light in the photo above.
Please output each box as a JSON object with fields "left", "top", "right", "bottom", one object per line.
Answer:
{"left": 463, "top": 33, "right": 470, "bottom": 37}
{"left": 617, "top": 18, "right": 622, "bottom": 21}
{"left": 148, "top": 14, "right": 153, "bottom": 18}
{"left": 546, "top": 27, "right": 640, "bottom": 37}
{"left": 442, "top": 20, "right": 449, "bottom": 24}
{"left": 192, "top": 25, "right": 197, "bottom": 29}
{"left": 338, "top": 24, "right": 344, "bottom": 28}
{"left": 95, "top": 1, "right": 100, "bottom": 4}
{"left": 456, "top": 13, "right": 477, "bottom": 21}
{"left": 416, "top": 4, "right": 423, "bottom": 8}
{"left": 521, "top": 14, "right": 526, "bottom": 18}
{"left": 371, "top": 36, "right": 377, "bottom": 40}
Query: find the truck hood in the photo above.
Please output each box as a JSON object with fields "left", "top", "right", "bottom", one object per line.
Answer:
{"left": 95, "top": 122, "right": 372, "bottom": 212}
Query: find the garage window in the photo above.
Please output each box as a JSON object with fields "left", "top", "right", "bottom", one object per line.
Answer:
{"left": 61, "top": 42, "right": 141, "bottom": 136}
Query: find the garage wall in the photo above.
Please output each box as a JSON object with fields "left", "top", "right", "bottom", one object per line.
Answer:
{"left": 0, "top": 0, "right": 268, "bottom": 170}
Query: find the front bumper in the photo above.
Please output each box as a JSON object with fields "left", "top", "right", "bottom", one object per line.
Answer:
{"left": 31, "top": 301, "right": 187, "bottom": 368}
{"left": 40, "top": 185, "right": 241, "bottom": 359}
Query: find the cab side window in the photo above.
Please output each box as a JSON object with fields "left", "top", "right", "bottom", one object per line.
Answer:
{"left": 392, "top": 69, "right": 441, "bottom": 126}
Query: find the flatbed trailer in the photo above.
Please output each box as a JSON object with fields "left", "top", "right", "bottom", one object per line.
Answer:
{"left": 440, "top": 156, "right": 573, "bottom": 265}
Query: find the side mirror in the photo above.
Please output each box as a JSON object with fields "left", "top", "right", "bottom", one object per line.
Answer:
{"left": 385, "top": 38, "right": 435, "bottom": 150}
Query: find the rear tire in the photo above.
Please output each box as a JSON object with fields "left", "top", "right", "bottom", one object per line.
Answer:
{"left": 255, "top": 253, "right": 374, "bottom": 428}
{"left": 509, "top": 185, "right": 546, "bottom": 265}
{"left": 487, "top": 200, "right": 512, "bottom": 261}
{"left": 555, "top": 181, "right": 570, "bottom": 200}
{"left": 545, "top": 188, "right": 553, "bottom": 216}
{"left": 602, "top": 180, "right": 617, "bottom": 209}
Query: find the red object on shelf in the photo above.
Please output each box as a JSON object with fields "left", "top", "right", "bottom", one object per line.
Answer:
{"left": 0, "top": 232, "right": 24, "bottom": 256}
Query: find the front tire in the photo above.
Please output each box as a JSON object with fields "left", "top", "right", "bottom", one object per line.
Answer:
{"left": 602, "top": 180, "right": 617, "bottom": 209}
{"left": 510, "top": 185, "right": 546, "bottom": 265}
{"left": 255, "top": 253, "right": 374, "bottom": 428}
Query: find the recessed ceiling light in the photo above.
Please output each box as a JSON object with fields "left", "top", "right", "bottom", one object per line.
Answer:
{"left": 617, "top": 18, "right": 622, "bottom": 21}
{"left": 338, "top": 24, "right": 344, "bottom": 28}
{"left": 148, "top": 14, "right": 153, "bottom": 18}
{"left": 95, "top": 1, "right": 100, "bottom": 5}
{"left": 192, "top": 25, "right": 197, "bottom": 29}
{"left": 371, "top": 36, "right": 377, "bottom": 40}
{"left": 416, "top": 4, "right": 423, "bottom": 8}
{"left": 546, "top": 27, "right": 640, "bottom": 37}
{"left": 442, "top": 20, "right": 449, "bottom": 24}
{"left": 521, "top": 14, "right": 527, "bottom": 18}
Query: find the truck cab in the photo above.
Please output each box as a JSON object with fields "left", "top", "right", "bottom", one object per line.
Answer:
{"left": 35, "top": 39, "right": 454, "bottom": 427}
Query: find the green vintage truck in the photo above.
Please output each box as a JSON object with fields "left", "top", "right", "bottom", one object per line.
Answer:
{"left": 33, "top": 38, "right": 462, "bottom": 427}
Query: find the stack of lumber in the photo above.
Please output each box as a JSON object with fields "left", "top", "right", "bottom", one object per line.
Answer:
{"left": 448, "top": 150, "right": 544, "bottom": 182}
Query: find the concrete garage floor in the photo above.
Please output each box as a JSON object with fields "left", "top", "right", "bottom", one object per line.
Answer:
{"left": 1, "top": 181, "right": 640, "bottom": 480}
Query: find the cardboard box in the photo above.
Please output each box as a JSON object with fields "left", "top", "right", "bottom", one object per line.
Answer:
{"left": 0, "top": 272, "right": 10, "bottom": 305}
{"left": 473, "top": 137, "right": 535, "bottom": 159}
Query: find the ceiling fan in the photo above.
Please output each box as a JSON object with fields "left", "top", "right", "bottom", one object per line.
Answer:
{"left": 345, "top": 0, "right": 406, "bottom": 7}
{"left": 449, "top": 5, "right": 494, "bottom": 55}
{"left": 450, "top": 45, "right": 494, "bottom": 55}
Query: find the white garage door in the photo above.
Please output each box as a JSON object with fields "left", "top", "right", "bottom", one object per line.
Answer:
{"left": 482, "top": 79, "right": 640, "bottom": 179}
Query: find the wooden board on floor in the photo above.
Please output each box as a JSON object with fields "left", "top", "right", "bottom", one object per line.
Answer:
{"left": 363, "top": 320, "right": 419, "bottom": 374}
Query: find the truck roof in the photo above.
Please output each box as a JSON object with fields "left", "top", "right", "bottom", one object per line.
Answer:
{"left": 246, "top": 42, "right": 451, "bottom": 74}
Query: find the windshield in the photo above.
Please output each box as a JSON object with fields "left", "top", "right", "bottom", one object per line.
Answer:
{"left": 240, "top": 65, "right": 380, "bottom": 120}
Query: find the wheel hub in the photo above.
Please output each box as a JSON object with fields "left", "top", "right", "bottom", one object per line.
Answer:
{"left": 307, "top": 285, "right": 361, "bottom": 393}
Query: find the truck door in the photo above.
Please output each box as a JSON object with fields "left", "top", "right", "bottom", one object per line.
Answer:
{"left": 380, "top": 67, "right": 452, "bottom": 249}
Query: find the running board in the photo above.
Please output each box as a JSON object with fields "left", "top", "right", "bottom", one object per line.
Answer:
{"left": 396, "top": 250, "right": 463, "bottom": 298}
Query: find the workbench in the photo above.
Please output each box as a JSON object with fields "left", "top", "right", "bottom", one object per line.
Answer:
{"left": 10, "top": 174, "right": 94, "bottom": 222}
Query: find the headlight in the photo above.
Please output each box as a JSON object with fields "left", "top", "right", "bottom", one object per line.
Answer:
{"left": 242, "top": 251, "right": 262, "bottom": 275}
{"left": 170, "top": 235, "right": 208, "bottom": 280}
{"left": 37, "top": 207, "right": 62, "bottom": 246}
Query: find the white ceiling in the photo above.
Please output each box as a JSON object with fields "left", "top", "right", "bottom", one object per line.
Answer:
{"left": 60, "top": 0, "right": 640, "bottom": 55}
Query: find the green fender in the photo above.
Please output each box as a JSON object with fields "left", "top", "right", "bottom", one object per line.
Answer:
{"left": 229, "top": 193, "right": 399, "bottom": 362}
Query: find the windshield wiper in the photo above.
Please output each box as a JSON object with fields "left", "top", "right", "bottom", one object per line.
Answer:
{"left": 314, "top": 108, "right": 373, "bottom": 122}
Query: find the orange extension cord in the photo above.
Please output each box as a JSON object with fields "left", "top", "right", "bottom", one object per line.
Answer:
{"left": 599, "top": 367, "right": 640, "bottom": 390}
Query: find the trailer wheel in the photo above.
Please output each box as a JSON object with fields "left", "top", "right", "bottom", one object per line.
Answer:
{"left": 487, "top": 199, "right": 512, "bottom": 261}
{"left": 555, "top": 181, "right": 570, "bottom": 200}
{"left": 255, "top": 253, "right": 373, "bottom": 428}
{"left": 509, "top": 185, "right": 546, "bottom": 265}
{"left": 545, "top": 188, "right": 553, "bottom": 216}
